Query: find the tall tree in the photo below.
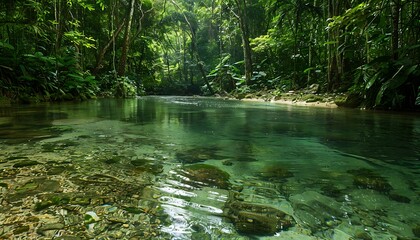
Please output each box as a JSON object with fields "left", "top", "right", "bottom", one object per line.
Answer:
{"left": 232, "top": 0, "right": 253, "bottom": 85}
{"left": 118, "top": 0, "right": 135, "bottom": 76}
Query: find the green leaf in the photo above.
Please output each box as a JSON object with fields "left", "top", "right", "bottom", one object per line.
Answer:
{"left": 0, "top": 41, "right": 14, "bottom": 50}
{"left": 375, "top": 82, "right": 389, "bottom": 106}
{"left": 365, "top": 72, "right": 380, "bottom": 90}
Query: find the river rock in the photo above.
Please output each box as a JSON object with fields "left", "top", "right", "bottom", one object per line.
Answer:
{"left": 348, "top": 168, "right": 392, "bottom": 193}
{"left": 224, "top": 201, "right": 294, "bottom": 235}
{"left": 258, "top": 165, "right": 294, "bottom": 182}
{"left": 289, "top": 191, "right": 349, "bottom": 231}
{"left": 13, "top": 160, "right": 40, "bottom": 168}
{"left": 175, "top": 146, "right": 223, "bottom": 164}
{"left": 182, "top": 164, "right": 231, "bottom": 189}
{"left": 413, "top": 225, "right": 420, "bottom": 238}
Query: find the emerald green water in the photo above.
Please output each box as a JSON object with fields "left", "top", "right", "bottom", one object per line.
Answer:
{"left": 0, "top": 96, "right": 419, "bottom": 239}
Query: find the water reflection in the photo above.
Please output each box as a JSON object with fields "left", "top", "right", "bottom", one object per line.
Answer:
{"left": 1, "top": 97, "right": 420, "bottom": 239}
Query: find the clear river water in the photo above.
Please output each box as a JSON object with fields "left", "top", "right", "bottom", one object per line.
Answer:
{"left": 0, "top": 96, "right": 419, "bottom": 239}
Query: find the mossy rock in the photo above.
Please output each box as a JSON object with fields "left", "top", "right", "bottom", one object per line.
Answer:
{"left": 183, "top": 164, "right": 230, "bottom": 189}
{"left": 130, "top": 158, "right": 150, "bottom": 166}
{"left": 176, "top": 146, "right": 223, "bottom": 164}
{"left": 34, "top": 194, "right": 70, "bottom": 211}
{"left": 302, "top": 94, "right": 323, "bottom": 103}
{"left": 103, "top": 156, "right": 122, "bottom": 164}
{"left": 389, "top": 193, "right": 410, "bottom": 203}
{"left": 258, "top": 165, "right": 294, "bottom": 182}
{"left": 413, "top": 225, "right": 420, "bottom": 238}
{"left": 10, "top": 179, "right": 61, "bottom": 202}
{"left": 13, "top": 225, "right": 30, "bottom": 235}
{"left": 335, "top": 93, "right": 363, "bottom": 108}
{"left": 225, "top": 201, "right": 294, "bottom": 236}
{"left": 131, "top": 159, "right": 163, "bottom": 174}
{"left": 13, "top": 160, "right": 40, "bottom": 168}
{"left": 320, "top": 185, "right": 342, "bottom": 198}
{"left": 47, "top": 166, "right": 67, "bottom": 175}
{"left": 348, "top": 168, "right": 392, "bottom": 193}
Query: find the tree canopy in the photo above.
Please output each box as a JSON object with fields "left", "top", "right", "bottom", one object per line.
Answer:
{"left": 0, "top": 0, "right": 419, "bottom": 109}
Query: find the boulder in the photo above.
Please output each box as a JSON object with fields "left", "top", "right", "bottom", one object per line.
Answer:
{"left": 224, "top": 201, "right": 294, "bottom": 235}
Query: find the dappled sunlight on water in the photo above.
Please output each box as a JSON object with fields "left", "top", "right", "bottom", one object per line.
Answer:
{"left": 0, "top": 97, "right": 419, "bottom": 239}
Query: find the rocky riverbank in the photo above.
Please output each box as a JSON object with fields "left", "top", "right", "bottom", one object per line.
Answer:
{"left": 218, "top": 85, "right": 348, "bottom": 108}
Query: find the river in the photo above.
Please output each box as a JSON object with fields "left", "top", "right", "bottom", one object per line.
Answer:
{"left": 0, "top": 96, "right": 419, "bottom": 239}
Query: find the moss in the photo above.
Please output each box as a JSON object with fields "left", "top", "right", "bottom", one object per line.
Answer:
{"left": 258, "top": 165, "right": 294, "bottom": 182}
{"left": 335, "top": 93, "right": 363, "bottom": 108}
{"left": 226, "top": 201, "right": 294, "bottom": 236}
{"left": 13, "top": 225, "right": 30, "bottom": 235}
{"left": 13, "top": 160, "right": 40, "bottom": 168}
{"left": 103, "top": 156, "right": 121, "bottom": 164}
{"left": 413, "top": 225, "right": 420, "bottom": 238}
{"left": 389, "top": 193, "right": 411, "bottom": 203}
{"left": 34, "top": 195, "right": 70, "bottom": 211}
{"left": 176, "top": 146, "right": 223, "bottom": 164}
{"left": 348, "top": 168, "right": 392, "bottom": 193}
{"left": 183, "top": 164, "right": 231, "bottom": 189}
{"left": 301, "top": 94, "right": 323, "bottom": 103}
{"left": 124, "top": 207, "right": 143, "bottom": 214}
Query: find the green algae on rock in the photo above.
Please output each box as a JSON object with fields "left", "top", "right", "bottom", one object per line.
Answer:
{"left": 175, "top": 146, "right": 224, "bottom": 164}
{"left": 182, "top": 164, "right": 231, "bottom": 189}
{"left": 13, "top": 160, "right": 40, "bottom": 168}
{"left": 258, "top": 165, "right": 294, "bottom": 182}
{"left": 224, "top": 201, "right": 294, "bottom": 236}
{"left": 348, "top": 168, "right": 393, "bottom": 193}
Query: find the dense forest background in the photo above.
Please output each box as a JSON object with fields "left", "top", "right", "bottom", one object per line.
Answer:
{"left": 0, "top": 0, "right": 419, "bottom": 109}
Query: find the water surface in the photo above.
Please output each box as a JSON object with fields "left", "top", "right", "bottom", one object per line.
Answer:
{"left": 0, "top": 96, "right": 419, "bottom": 239}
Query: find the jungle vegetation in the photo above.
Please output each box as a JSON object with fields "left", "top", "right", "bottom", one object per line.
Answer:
{"left": 0, "top": 0, "right": 419, "bottom": 110}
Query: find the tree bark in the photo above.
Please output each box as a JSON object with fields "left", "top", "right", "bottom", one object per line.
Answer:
{"left": 234, "top": 0, "right": 253, "bottom": 85}
{"left": 391, "top": 0, "right": 401, "bottom": 60}
{"left": 54, "top": 0, "right": 67, "bottom": 52}
{"left": 93, "top": 20, "right": 125, "bottom": 74}
{"left": 117, "top": 0, "right": 135, "bottom": 77}
{"left": 170, "top": 0, "right": 214, "bottom": 94}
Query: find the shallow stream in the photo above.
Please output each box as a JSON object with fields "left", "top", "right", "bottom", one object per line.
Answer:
{"left": 1, "top": 96, "right": 419, "bottom": 239}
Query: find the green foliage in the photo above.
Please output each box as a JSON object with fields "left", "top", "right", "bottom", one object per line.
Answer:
{"left": 113, "top": 77, "right": 137, "bottom": 98}
{"left": 1, "top": 0, "right": 419, "bottom": 109}
{"left": 352, "top": 56, "right": 420, "bottom": 109}
{"left": 207, "top": 55, "right": 242, "bottom": 93}
{"left": 64, "top": 31, "right": 96, "bottom": 49}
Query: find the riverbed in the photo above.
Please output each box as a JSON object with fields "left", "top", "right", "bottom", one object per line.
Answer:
{"left": 1, "top": 96, "right": 419, "bottom": 239}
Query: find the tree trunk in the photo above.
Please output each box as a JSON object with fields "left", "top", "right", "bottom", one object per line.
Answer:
{"left": 327, "top": 0, "right": 340, "bottom": 91}
{"left": 93, "top": 20, "right": 125, "bottom": 74}
{"left": 391, "top": 0, "right": 401, "bottom": 60}
{"left": 117, "top": 0, "right": 135, "bottom": 77}
{"left": 235, "top": 0, "right": 253, "bottom": 85}
{"left": 54, "top": 0, "right": 66, "bottom": 52}
{"left": 170, "top": 0, "right": 214, "bottom": 94}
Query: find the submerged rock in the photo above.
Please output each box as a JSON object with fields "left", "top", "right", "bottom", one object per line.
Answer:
{"left": 131, "top": 159, "right": 163, "bottom": 174}
{"left": 182, "top": 164, "right": 231, "bottom": 189}
{"left": 8, "top": 178, "right": 61, "bottom": 202}
{"left": 289, "top": 191, "right": 348, "bottom": 231}
{"left": 348, "top": 168, "right": 392, "bottom": 193}
{"left": 13, "top": 160, "right": 40, "bottom": 168}
{"left": 224, "top": 201, "right": 294, "bottom": 236}
{"left": 258, "top": 165, "right": 294, "bottom": 182}
{"left": 413, "top": 225, "right": 420, "bottom": 238}
{"left": 320, "top": 185, "right": 343, "bottom": 198}
{"left": 175, "top": 146, "right": 224, "bottom": 164}
{"left": 389, "top": 193, "right": 411, "bottom": 203}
